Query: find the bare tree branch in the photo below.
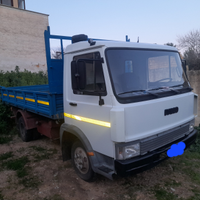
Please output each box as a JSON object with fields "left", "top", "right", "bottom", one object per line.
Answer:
{"left": 177, "top": 29, "right": 200, "bottom": 70}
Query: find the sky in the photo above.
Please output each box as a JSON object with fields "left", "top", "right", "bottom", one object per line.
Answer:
{"left": 26, "top": 0, "right": 200, "bottom": 48}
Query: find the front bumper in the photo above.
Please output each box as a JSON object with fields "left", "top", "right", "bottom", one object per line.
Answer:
{"left": 115, "top": 129, "right": 197, "bottom": 177}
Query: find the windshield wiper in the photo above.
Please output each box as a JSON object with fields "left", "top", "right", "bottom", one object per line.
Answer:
{"left": 148, "top": 85, "right": 183, "bottom": 94}
{"left": 170, "top": 84, "right": 183, "bottom": 88}
{"left": 147, "top": 87, "right": 167, "bottom": 91}
{"left": 118, "top": 90, "right": 145, "bottom": 95}
{"left": 118, "top": 89, "right": 160, "bottom": 97}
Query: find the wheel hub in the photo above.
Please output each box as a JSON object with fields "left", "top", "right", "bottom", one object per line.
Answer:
{"left": 74, "top": 147, "right": 89, "bottom": 174}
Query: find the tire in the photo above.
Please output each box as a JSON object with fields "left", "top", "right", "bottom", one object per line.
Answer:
{"left": 71, "top": 141, "right": 95, "bottom": 182}
{"left": 18, "top": 117, "right": 33, "bottom": 142}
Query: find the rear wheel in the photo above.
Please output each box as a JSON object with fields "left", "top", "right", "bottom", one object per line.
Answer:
{"left": 71, "top": 141, "right": 95, "bottom": 182}
{"left": 18, "top": 117, "right": 32, "bottom": 142}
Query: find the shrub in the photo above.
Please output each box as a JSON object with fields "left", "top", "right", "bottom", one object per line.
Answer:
{"left": 0, "top": 66, "right": 48, "bottom": 134}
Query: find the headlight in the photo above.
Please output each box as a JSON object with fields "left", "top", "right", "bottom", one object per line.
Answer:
{"left": 116, "top": 143, "right": 140, "bottom": 160}
{"left": 189, "top": 119, "right": 195, "bottom": 132}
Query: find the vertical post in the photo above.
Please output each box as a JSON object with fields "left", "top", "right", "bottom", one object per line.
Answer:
{"left": 44, "top": 26, "right": 51, "bottom": 85}
{"left": 60, "top": 39, "right": 64, "bottom": 60}
{"left": 126, "top": 35, "right": 130, "bottom": 42}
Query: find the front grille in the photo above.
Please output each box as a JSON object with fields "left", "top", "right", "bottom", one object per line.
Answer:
{"left": 140, "top": 123, "right": 189, "bottom": 155}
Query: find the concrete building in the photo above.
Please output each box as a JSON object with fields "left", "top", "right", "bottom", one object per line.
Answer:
{"left": 0, "top": 1, "right": 49, "bottom": 72}
{"left": 0, "top": 0, "right": 25, "bottom": 9}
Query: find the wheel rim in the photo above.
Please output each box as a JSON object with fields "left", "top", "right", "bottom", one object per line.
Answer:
{"left": 74, "top": 147, "right": 89, "bottom": 174}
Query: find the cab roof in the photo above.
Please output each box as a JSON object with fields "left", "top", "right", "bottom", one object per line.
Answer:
{"left": 65, "top": 40, "right": 178, "bottom": 54}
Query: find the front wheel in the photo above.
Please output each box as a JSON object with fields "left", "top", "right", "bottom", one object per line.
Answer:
{"left": 71, "top": 141, "right": 95, "bottom": 182}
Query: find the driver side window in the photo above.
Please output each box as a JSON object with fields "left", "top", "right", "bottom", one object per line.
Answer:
{"left": 72, "top": 52, "right": 106, "bottom": 94}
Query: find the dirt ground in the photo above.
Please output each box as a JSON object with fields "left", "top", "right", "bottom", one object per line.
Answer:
{"left": 0, "top": 133, "right": 200, "bottom": 200}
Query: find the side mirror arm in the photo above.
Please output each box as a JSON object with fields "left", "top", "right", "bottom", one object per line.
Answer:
{"left": 99, "top": 93, "right": 104, "bottom": 106}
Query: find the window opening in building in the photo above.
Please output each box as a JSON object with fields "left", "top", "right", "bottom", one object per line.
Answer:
{"left": 1, "top": 0, "right": 13, "bottom": 6}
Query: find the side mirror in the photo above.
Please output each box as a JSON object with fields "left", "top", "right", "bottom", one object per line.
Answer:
{"left": 71, "top": 61, "right": 86, "bottom": 90}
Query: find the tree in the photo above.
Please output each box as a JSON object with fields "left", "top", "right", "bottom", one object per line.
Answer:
{"left": 177, "top": 29, "right": 200, "bottom": 70}
{"left": 184, "top": 48, "right": 200, "bottom": 70}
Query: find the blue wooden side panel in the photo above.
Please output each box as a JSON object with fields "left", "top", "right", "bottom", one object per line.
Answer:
{"left": 0, "top": 85, "right": 63, "bottom": 119}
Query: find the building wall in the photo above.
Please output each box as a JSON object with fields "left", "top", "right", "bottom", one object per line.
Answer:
{"left": 0, "top": 5, "right": 49, "bottom": 72}
{"left": 187, "top": 70, "right": 200, "bottom": 126}
{"left": 13, "top": 0, "right": 18, "bottom": 8}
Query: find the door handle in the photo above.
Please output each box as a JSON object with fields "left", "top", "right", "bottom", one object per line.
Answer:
{"left": 69, "top": 102, "right": 77, "bottom": 106}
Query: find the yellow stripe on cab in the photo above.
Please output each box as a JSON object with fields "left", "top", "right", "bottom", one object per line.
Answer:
{"left": 64, "top": 113, "right": 111, "bottom": 128}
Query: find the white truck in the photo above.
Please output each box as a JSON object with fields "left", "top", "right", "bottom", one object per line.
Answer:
{"left": 1, "top": 28, "right": 198, "bottom": 181}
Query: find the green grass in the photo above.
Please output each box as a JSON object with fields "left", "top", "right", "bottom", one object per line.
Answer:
{"left": 0, "top": 127, "right": 18, "bottom": 144}
{"left": 181, "top": 168, "right": 200, "bottom": 185}
{"left": 0, "top": 135, "right": 13, "bottom": 144}
{"left": 0, "top": 152, "right": 13, "bottom": 161}
{"left": 164, "top": 179, "right": 182, "bottom": 187}
{"left": 0, "top": 191, "right": 4, "bottom": 200}
{"left": 187, "top": 188, "right": 200, "bottom": 200}
{"left": 2, "top": 156, "right": 29, "bottom": 178}
{"left": 1, "top": 154, "right": 41, "bottom": 188}
{"left": 19, "top": 176, "right": 41, "bottom": 188}
{"left": 153, "top": 187, "right": 179, "bottom": 200}
{"left": 17, "top": 147, "right": 25, "bottom": 153}
{"left": 29, "top": 146, "right": 57, "bottom": 162}
{"left": 2, "top": 156, "right": 29, "bottom": 171}
{"left": 43, "top": 194, "right": 65, "bottom": 200}
{"left": 30, "top": 146, "right": 46, "bottom": 152}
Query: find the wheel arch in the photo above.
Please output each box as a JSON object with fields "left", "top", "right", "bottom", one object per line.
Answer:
{"left": 60, "top": 123, "right": 115, "bottom": 180}
{"left": 60, "top": 123, "right": 94, "bottom": 161}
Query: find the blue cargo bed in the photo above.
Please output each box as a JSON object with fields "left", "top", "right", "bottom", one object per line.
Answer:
{"left": 0, "top": 85, "right": 63, "bottom": 119}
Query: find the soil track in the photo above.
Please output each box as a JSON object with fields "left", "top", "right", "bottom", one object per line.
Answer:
{"left": 0, "top": 135, "right": 199, "bottom": 200}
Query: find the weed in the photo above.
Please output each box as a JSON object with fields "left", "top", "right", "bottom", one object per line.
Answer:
{"left": 0, "top": 191, "right": 4, "bottom": 200}
{"left": 9, "top": 127, "right": 18, "bottom": 135}
{"left": 17, "top": 168, "right": 29, "bottom": 178}
{"left": 182, "top": 168, "right": 200, "bottom": 184}
{"left": 19, "top": 176, "right": 41, "bottom": 188}
{"left": 153, "top": 187, "right": 179, "bottom": 200}
{"left": 30, "top": 146, "right": 46, "bottom": 152}
{"left": 17, "top": 147, "right": 25, "bottom": 153}
{"left": 188, "top": 127, "right": 200, "bottom": 153}
{"left": 0, "top": 103, "right": 13, "bottom": 134}
{"left": 0, "top": 127, "right": 18, "bottom": 144}
{"left": 164, "top": 179, "right": 181, "bottom": 187}
{"left": 1, "top": 154, "right": 41, "bottom": 188}
{"left": 187, "top": 187, "right": 200, "bottom": 200}
{"left": 0, "top": 135, "right": 13, "bottom": 144}
{"left": 0, "top": 152, "right": 13, "bottom": 161}
{"left": 185, "top": 151, "right": 200, "bottom": 160}
{"left": 2, "top": 156, "right": 29, "bottom": 171}
{"left": 2, "top": 156, "right": 29, "bottom": 179}
{"left": 43, "top": 194, "right": 65, "bottom": 200}
{"left": 30, "top": 146, "right": 57, "bottom": 162}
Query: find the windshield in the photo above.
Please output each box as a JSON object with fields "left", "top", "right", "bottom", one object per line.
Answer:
{"left": 106, "top": 48, "right": 189, "bottom": 97}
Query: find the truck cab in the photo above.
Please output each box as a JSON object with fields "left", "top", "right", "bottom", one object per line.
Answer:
{"left": 60, "top": 35, "right": 198, "bottom": 181}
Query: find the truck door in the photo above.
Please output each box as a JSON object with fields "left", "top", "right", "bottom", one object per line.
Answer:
{"left": 67, "top": 51, "right": 113, "bottom": 157}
